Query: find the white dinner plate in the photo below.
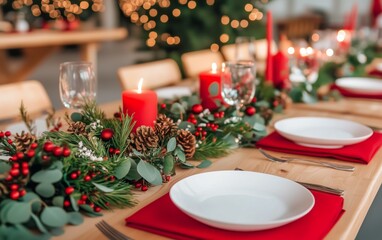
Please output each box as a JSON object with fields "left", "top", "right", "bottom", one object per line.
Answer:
{"left": 275, "top": 117, "right": 373, "bottom": 149}
{"left": 335, "top": 77, "right": 382, "bottom": 94}
{"left": 155, "top": 86, "right": 192, "bottom": 99}
{"left": 6, "top": 116, "right": 48, "bottom": 137}
{"left": 169, "top": 170, "right": 314, "bottom": 231}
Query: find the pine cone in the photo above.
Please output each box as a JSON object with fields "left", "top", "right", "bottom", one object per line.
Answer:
{"left": 155, "top": 114, "right": 177, "bottom": 139}
{"left": 260, "top": 107, "right": 273, "bottom": 124}
{"left": 130, "top": 126, "right": 159, "bottom": 153}
{"left": 176, "top": 129, "right": 196, "bottom": 159}
{"left": 14, "top": 131, "right": 36, "bottom": 152}
{"left": 67, "top": 121, "right": 87, "bottom": 135}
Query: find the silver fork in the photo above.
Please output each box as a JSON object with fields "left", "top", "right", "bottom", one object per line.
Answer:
{"left": 96, "top": 220, "right": 133, "bottom": 240}
{"left": 258, "top": 149, "right": 355, "bottom": 172}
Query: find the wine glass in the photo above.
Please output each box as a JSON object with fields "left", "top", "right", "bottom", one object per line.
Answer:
{"left": 221, "top": 61, "right": 256, "bottom": 116}
{"left": 59, "top": 61, "right": 97, "bottom": 109}
{"left": 235, "top": 36, "right": 256, "bottom": 61}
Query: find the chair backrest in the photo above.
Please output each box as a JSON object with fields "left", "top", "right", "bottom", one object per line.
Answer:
{"left": 0, "top": 80, "right": 52, "bottom": 121}
{"left": 181, "top": 50, "right": 224, "bottom": 78}
{"left": 221, "top": 39, "right": 278, "bottom": 62}
{"left": 117, "top": 59, "right": 182, "bottom": 90}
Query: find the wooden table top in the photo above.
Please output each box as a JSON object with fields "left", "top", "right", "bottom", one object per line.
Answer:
{"left": 3, "top": 98, "right": 381, "bottom": 240}
{"left": 0, "top": 28, "right": 127, "bottom": 49}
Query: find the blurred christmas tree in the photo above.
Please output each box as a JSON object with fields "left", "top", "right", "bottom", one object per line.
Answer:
{"left": 118, "top": 0, "right": 269, "bottom": 58}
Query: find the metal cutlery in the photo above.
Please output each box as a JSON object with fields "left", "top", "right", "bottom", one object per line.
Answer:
{"left": 96, "top": 220, "right": 132, "bottom": 240}
{"left": 234, "top": 168, "right": 344, "bottom": 196}
{"left": 258, "top": 149, "right": 355, "bottom": 172}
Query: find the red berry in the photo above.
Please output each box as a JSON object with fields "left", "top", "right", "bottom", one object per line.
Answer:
{"left": 10, "top": 184, "right": 19, "bottom": 191}
{"left": 251, "top": 97, "right": 257, "bottom": 103}
{"left": 0, "top": 132, "right": 4, "bottom": 138}
{"left": 53, "top": 147, "right": 63, "bottom": 157}
{"left": 191, "top": 119, "right": 197, "bottom": 125}
{"left": 64, "top": 200, "right": 71, "bottom": 207}
{"left": 165, "top": 175, "right": 171, "bottom": 181}
{"left": 273, "top": 100, "right": 279, "bottom": 107}
{"left": 141, "top": 185, "right": 148, "bottom": 191}
{"left": 21, "top": 168, "right": 29, "bottom": 176}
{"left": 26, "top": 150, "right": 35, "bottom": 158}
{"left": 109, "top": 147, "right": 114, "bottom": 154}
{"left": 195, "top": 131, "right": 200, "bottom": 136}
{"left": 77, "top": 200, "right": 85, "bottom": 205}
{"left": 9, "top": 168, "right": 20, "bottom": 177}
{"left": 160, "top": 103, "right": 166, "bottom": 109}
{"left": 19, "top": 189, "right": 26, "bottom": 197}
{"left": 101, "top": 128, "right": 114, "bottom": 141}
{"left": 214, "top": 112, "right": 220, "bottom": 118}
{"left": 202, "top": 131, "right": 207, "bottom": 136}
{"left": 16, "top": 152, "right": 24, "bottom": 160}
{"left": 114, "top": 112, "right": 121, "bottom": 118}
{"left": 81, "top": 195, "right": 88, "bottom": 201}
{"left": 135, "top": 182, "right": 142, "bottom": 188}
{"left": 88, "top": 203, "right": 94, "bottom": 208}
{"left": 5, "top": 131, "right": 11, "bottom": 137}
{"left": 94, "top": 206, "right": 102, "bottom": 212}
{"left": 10, "top": 155, "right": 17, "bottom": 161}
{"left": 219, "top": 112, "right": 225, "bottom": 118}
{"left": 84, "top": 175, "right": 91, "bottom": 182}
{"left": 189, "top": 114, "right": 195, "bottom": 119}
{"left": 12, "top": 163, "right": 20, "bottom": 169}
{"left": 42, "top": 155, "right": 50, "bottom": 161}
{"left": 114, "top": 149, "right": 120, "bottom": 155}
{"left": 7, "top": 139, "right": 12, "bottom": 144}
{"left": 109, "top": 176, "right": 115, "bottom": 182}
{"left": 70, "top": 172, "right": 78, "bottom": 179}
{"left": 76, "top": 170, "right": 81, "bottom": 175}
{"left": 22, "top": 162, "right": 29, "bottom": 169}
{"left": 191, "top": 104, "right": 203, "bottom": 114}
{"left": 245, "top": 106, "right": 256, "bottom": 116}
{"left": 65, "top": 186, "right": 74, "bottom": 195}
{"left": 5, "top": 175, "right": 12, "bottom": 181}
{"left": 105, "top": 202, "right": 110, "bottom": 206}
{"left": 43, "top": 142, "right": 54, "bottom": 152}
{"left": 91, "top": 172, "right": 96, "bottom": 178}
{"left": 62, "top": 148, "right": 71, "bottom": 157}
{"left": 30, "top": 142, "right": 38, "bottom": 149}
{"left": 9, "top": 191, "right": 20, "bottom": 200}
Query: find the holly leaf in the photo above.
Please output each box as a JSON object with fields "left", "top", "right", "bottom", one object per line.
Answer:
{"left": 114, "top": 159, "right": 131, "bottom": 179}
{"left": 31, "top": 169, "right": 62, "bottom": 183}
{"left": 137, "top": 160, "right": 162, "bottom": 185}
{"left": 196, "top": 159, "right": 212, "bottom": 169}
{"left": 92, "top": 182, "right": 114, "bottom": 193}
{"left": 163, "top": 155, "right": 174, "bottom": 175}
{"left": 40, "top": 207, "right": 68, "bottom": 228}
{"left": 166, "top": 137, "right": 176, "bottom": 152}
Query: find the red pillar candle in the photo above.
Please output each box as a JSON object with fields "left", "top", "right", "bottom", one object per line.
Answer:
{"left": 272, "top": 51, "right": 290, "bottom": 89}
{"left": 199, "top": 63, "right": 223, "bottom": 110}
{"left": 122, "top": 78, "right": 157, "bottom": 132}
{"left": 265, "top": 11, "right": 274, "bottom": 83}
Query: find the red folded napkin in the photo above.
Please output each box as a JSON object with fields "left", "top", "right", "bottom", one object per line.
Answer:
{"left": 126, "top": 191, "right": 344, "bottom": 240}
{"left": 332, "top": 84, "right": 382, "bottom": 99}
{"left": 256, "top": 131, "right": 382, "bottom": 164}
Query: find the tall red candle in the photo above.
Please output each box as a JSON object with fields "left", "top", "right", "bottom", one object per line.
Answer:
{"left": 272, "top": 51, "right": 289, "bottom": 89}
{"left": 122, "top": 79, "right": 158, "bottom": 132}
{"left": 199, "top": 63, "right": 223, "bottom": 110}
{"left": 265, "top": 11, "right": 273, "bottom": 83}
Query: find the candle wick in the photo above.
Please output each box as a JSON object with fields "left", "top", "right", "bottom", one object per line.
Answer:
{"left": 138, "top": 78, "right": 143, "bottom": 93}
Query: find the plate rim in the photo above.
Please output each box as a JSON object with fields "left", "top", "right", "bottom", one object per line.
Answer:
{"left": 274, "top": 116, "right": 373, "bottom": 146}
{"left": 335, "top": 77, "right": 382, "bottom": 94}
{"left": 169, "top": 170, "right": 315, "bottom": 231}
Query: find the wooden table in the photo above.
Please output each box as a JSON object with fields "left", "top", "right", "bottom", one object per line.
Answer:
{"left": 0, "top": 28, "right": 127, "bottom": 84}
{"left": 2, "top": 98, "right": 381, "bottom": 240}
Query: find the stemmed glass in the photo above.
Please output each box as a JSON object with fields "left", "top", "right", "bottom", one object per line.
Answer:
{"left": 221, "top": 61, "right": 256, "bottom": 116}
{"left": 235, "top": 36, "right": 256, "bottom": 61}
{"left": 59, "top": 61, "right": 97, "bottom": 109}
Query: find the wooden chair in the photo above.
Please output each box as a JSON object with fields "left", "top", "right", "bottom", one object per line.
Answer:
{"left": 220, "top": 39, "right": 277, "bottom": 74}
{"left": 0, "top": 80, "right": 52, "bottom": 121}
{"left": 118, "top": 58, "right": 186, "bottom": 90}
{"left": 181, "top": 50, "right": 224, "bottom": 78}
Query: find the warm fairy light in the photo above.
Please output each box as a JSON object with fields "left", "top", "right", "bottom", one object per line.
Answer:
{"left": 231, "top": 20, "right": 239, "bottom": 28}
{"left": 249, "top": 12, "right": 257, "bottom": 21}
{"left": 221, "top": 15, "right": 230, "bottom": 25}
{"left": 256, "top": 12, "right": 263, "bottom": 20}
{"left": 211, "top": 62, "right": 218, "bottom": 73}
{"left": 337, "top": 30, "right": 346, "bottom": 42}
{"left": 179, "top": 0, "right": 187, "bottom": 4}
{"left": 149, "top": 9, "right": 157, "bottom": 17}
{"left": 306, "top": 47, "right": 313, "bottom": 55}
{"left": 299, "top": 48, "right": 307, "bottom": 57}
{"left": 326, "top": 48, "right": 334, "bottom": 57}
{"left": 149, "top": 31, "right": 158, "bottom": 39}
{"left": 188, "top": 1, "right": 196, "bottom": 9}
{"left": 137, "top": 78, "right": 143, "bottom": 93}
{"left": 287, "top": 47, "right": 295, "bottom": 55}
{"left": 210, "top": 43, "right": 219, "bottom": 52}
{"left": 140, "top": 15, "right": 149, "bottom": 23}
{"left": 206, "top": 0, "right": 214, "bottom": 6}
{"left": 172, "top": 8, "right": 181, "bottom": 17}
{"left": 240, "top": 19, "right": 249, "bottom": 28}
{"left": 220, "top": 33, "right": 229, "bottom": 43}
{"left": 146, "top": 38, "right": 156, "bottom": 47}
{"left": 244, "top": 4, "right": 253, "bottom": 12}
{"left": 311, "top": 33, "right": 320, "bottom": 42}
{"left": 160, "top": 14, "right": 169, "bottom": 23}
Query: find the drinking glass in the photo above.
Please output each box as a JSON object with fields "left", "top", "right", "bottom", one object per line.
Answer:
{"left": 221, "top": 61, "right": 256, "bottom": 115}
{"left": 235, "top": 36, "right": 256, "bottom": 61}
{"left": 59, "top": 61, "right": 97, "bottom": 109}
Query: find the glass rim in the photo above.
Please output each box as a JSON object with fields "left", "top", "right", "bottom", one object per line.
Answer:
{"left": 60, "top": 61, "right": 94, "bottom": 67}
{"left": 223, "top": 60, "right": 256, "bottom": 67}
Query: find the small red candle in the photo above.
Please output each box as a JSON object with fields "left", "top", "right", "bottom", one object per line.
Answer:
{"left": 272, "top": 51, "right": 289, "bottom": 89}
{"left": 265, "top": 11, "right": 273, "bottom": 83}
{"left": 122, "top": 78, "right": 157, "bottom": 132}
{"left": 199, "top": 63, "right": 223, "bottom": 110}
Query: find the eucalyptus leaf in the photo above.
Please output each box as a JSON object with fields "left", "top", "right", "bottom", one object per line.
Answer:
{"left": 48, "top": 161, "right": 63, "bottom": 171}
{"left": 0, "top": 201, "right": 15, "bottom": 223}
{"left": 170, "top": 102, "right": 185, "bottom": 114}
{"left": 79, "top": 205, "right": 103, "bottom": 217}
{"left": 6, "top": 202, "right": 31, "bottom": 224}
{"left": 70, "top": 196, "right": 79, "bottom": 212}
{"left": 31, "top": 213, "right": 48, "bottom": 233}
{"left": 52, "top": 196, "right": 64, "bottom": 208}
{"left": 166, "top": 137, "right": 176, "bottom": 152}
{"left": 49, "top": 227, "right": 65, "bottom": 236}
{"left": 137, "top": 160, "right": 163, "bottom": 185}
{"left": 253, "top": 122, "right": 266, "bottom": 131}
{"left": 254, "top": 100, "right": 270, "bottom": 108}
{"left": 35, "top": 182, "right": 55, "bottom": 198}
{"left": 114, "top": 159, "right": 131, "bottom": 179}
{"left": 31, "top": 169, "right": 63, "bottom": 183}
{"left": 92, "top": 182, "right": 114, "bottom": 193}
{"left": 187, "top": 95, "right": 200, "bottom": 106}
{"left": 175, "top": 148, "right": 186, "bottom": 162}
{"left": 67, "top": 212, "right": 84, "bottom": 225}
{"left": 179, "top": 162, "right": 194, "bottom": 169}
{"left": 22, "top": 192, "right": 42, "bottom": 213}
{"left": 125, "top": 158, "right": 141, "bottom": 181}
{"left": 0, "top": 161, "right": 11, "bottom": 174}
{"left": 163, "top": 155, "right": 174, "bottom": 175}
{"left": 196, "top": 159, "right": 212, "bottom": 169}
{"left": 178, "top": 121, "right": 195, "bottom": 132}
{"left": 40, "top": 207, "right": 68, "bottom": 228}
{"left": 132, "top": 149, "right": 143, "bottom": 157}
{"left": 71, "top": 112, "right": 82, "bottom": 122}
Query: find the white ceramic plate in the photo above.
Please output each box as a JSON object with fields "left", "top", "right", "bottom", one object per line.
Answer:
{"left": 155, "top": 86, "right": 192, "bottom": 99}
{"left": 335, "top": 77, "right": 382, "bottom": 94}
{"left": 169, "top": 170, "right": 314, "bottom": 231}
{"left": 6, "top": 116, "right": 48, "bottom": 137}
{"left": 275, "top": 117, "right": 373, "bottom": 149}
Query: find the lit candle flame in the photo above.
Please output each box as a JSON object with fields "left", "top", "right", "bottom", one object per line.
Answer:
{"left": 138, "top": 78, "right": 143, "bottom": 93}
{"left": 211, "top": 62, "right": 217, "bottom": 73}
{"left": 337, "top": 30, "right": 346, "bottom": 42}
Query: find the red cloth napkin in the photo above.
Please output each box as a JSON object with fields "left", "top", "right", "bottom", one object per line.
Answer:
{"left": 126, "top": 191, "right": 344, "bottom": 240}
{"left": 256, "top": 131, "right": 382, "bottom": 164}
{"left": 332, "top": 84, "right": 382, "bottom": 99}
